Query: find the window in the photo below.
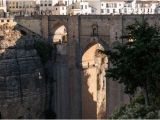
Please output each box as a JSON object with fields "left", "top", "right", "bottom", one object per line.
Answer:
{"left": 101, "top": 9, "right": 104, "bottom": 13}
{"left": 7, "top": 20, "right": 10, "bottom": 22}
{"left": 113, "top": 9, "right": 115, "bottom": 13}
{"left": 81, "top": 5, "right": 83, "bottom": 9}
{"left": 85, "top": 5, "right": 87, "bottom": 9}
{"left": 1, "top": 20, "right": 4, "bottom": 22}
{"left": 101, "top": 3, "right": 103, "bottom": 6}
{"left": 65, "top": 1, "right": 67, "bottom": 5}
{"left": 16, "top": 2, "right": 18, "bottom": 8}
{"left": 124, "top": 8, "right": 127, "bottom": 13}
{"left": 119, "top": 9, "right": 122, "bottom": 13}
{"left": 48, "top": 4, "right": 51, "bottom": 6}
{"left": 106, "top": 3, "right": 109, "bottom": 8}
{"left": 107, "top": 9, "right": 110, "bottom": 13}
{"left": 114, "top": 3, "right": 117, "bottom": 8}
{"left": 92, "top": 24, "right": 98, "bottom": 36}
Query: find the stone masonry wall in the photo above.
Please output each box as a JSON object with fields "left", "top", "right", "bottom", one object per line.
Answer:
{"left": 15, "top": 15, "right": 160, "bottom": 119}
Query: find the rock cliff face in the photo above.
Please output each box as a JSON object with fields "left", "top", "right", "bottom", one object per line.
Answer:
{"left": 0, "top": 23, "right": 47, "bottom": 118}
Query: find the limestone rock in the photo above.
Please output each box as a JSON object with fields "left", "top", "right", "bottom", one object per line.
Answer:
{"left": 0, "top": 23, "right": 46, "bottom": 119}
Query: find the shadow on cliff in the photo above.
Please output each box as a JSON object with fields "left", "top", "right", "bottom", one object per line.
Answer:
{"left": 82, "top": 70, "right": 97, "bottom": 119}
{"left": 0, "top": 23, "right": 56, "bottom": 119}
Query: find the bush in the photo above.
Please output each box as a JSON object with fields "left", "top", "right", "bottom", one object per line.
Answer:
{"left": 109, "top": 96, "right": 159, "bottom": 119}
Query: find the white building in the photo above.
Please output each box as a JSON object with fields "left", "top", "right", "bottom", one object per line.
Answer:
{"left": 135, "top": 0, "right": 159, "bottom": 14}
{"left": 53, "top": 2, "right": 67, "bottom": 15}
{"left": 80, "top": 1, "right": 91, "bottom": 14}
{"left": 100, "top": 0, "right": 160, "bottom": 15}
{"left": 6, "top": 0, "right": 36, "bottom": 16}
{"left": 101, "top": 0, "right": 125, "bottom": 15}
{"left": 87, "top": 0, "right": 101, "bottom": 14}
{"left": 3, "top": 0, "right": 160, "bottom": 15}
{"left": 39, "top": 0, "right": 54, "bottom": 12}
{"left": 67, "top": 1, "right": 92, "bottom": 15}
{"left": 0, "top": 0, "right": 7, "bottom": 12}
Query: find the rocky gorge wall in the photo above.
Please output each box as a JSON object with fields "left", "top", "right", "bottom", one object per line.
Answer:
{"left": 0, "top": 23, "right": 50, "bottom": 118}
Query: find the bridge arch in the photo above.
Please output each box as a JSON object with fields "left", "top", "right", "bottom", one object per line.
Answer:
{"left": 81, "top": 37, "right": 110, "bottom": 57}
{"left": 81, "top": 40, "right": 109, "bottom": 119}
{"left": 48, "top": 19, "right": 68, "bottom": 44}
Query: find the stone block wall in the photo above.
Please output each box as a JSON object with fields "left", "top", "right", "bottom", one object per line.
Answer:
{"left": 14, "top": 15, "right": 160, "bottom": 119}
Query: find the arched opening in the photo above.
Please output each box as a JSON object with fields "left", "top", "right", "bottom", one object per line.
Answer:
{"left": 81, "top": 42, "right": 108, "bottom": 119}
{"left": 52, "top": 25, "right": 67, "bottom": 44}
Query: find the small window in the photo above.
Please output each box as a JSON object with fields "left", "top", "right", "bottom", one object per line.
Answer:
{"left": 114, "top": 3, "right": 117, "bottom": 8}
{"left": 113, "top": 9, "right": 115, "bottom": 13}
{"left": 106, "top": 3, "right": 109, "bottom": 8}
{"left": 85, "top": 5, "right": 87, "bottom": 9}
{"left": 7, "top": 20, "right": 10, "bottom": 22}
{"left": 81, "top": 5, "right": 83, "bottom": 9}
{"left": 65, "top": 1, "right": 67, "bottom": 5}
{"left": 92, "top": 9, "right": 94, "bottom": 13}
{"left": 107, "top": 9, "right": 110, "bottom": 13}
{"left": 92, "top": 24, "right": 98, "bottom": 36}
{"left": 101, "top": 9, "right": 104, "bottom": 13}
{"left": 1, "top": 20, "right": 4, "bottom": 22}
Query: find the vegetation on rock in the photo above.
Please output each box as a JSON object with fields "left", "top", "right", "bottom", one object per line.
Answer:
{"left": 101, "top": 19, "right": 160, "bottom": 118}
{"left": 109, "top": 95, "right": 159, "bottom": 119}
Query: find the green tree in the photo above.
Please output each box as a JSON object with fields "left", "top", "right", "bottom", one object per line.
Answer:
{"left": 102, "top": 19, "right": 160, "bottom": 107}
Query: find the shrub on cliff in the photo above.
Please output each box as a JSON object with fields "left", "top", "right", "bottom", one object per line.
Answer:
{"left": 109, "top": 95, "right": 159, "bottom": 119}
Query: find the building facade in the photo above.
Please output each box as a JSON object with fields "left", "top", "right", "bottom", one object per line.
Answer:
{"left": 53, "top": 3, "right": 67, "bottom": 15}
{"left": 0, "top": 0, "right": 6, "bottom": 12}
{"left": 6, "top": 0, "right": 36, "bottom": 16}
{"left": 1, "top": 0, "right": 160, "bottom": 17}
{"left": 100, "top": 0, "right": 160, "bottom": 15}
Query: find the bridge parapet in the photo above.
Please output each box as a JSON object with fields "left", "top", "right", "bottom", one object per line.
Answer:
{"left": 15, "top": 16, "right": 42, "bottom": 36}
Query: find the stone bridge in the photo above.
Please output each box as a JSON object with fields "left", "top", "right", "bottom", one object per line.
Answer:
{"left": 15, "top": 15, "right": 160, "bottom": 119}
